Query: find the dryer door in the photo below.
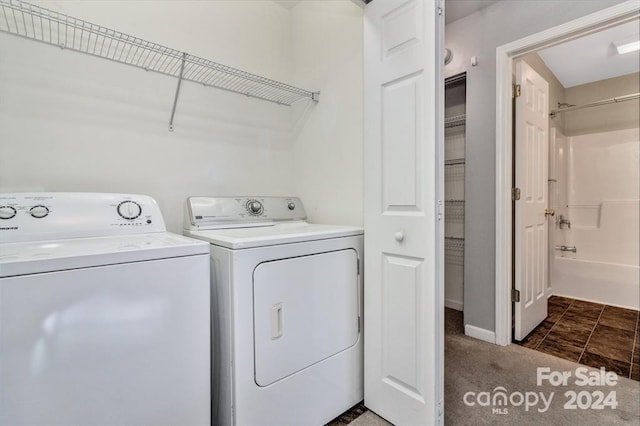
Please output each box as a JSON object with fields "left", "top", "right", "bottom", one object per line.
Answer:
{"left": 253, "top": 249, "right": 359, "bottom": 387}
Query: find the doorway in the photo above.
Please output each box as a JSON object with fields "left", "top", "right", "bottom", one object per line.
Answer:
{"left": 512, "top": 41, "right": 639, "bottom": 379}
{"left": 494, "top": 1, "right": 639, "bottom": 347}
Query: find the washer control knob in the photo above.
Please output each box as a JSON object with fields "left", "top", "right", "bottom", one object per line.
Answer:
{"left": 0, "top": 206, "right": 17, "bottom": 220}
{"left": 288, "top": 202, "right": 295, "bottom": 211}
{"left": 29, "top": 205, "right": 49, "bottom": 218}
{"left": 246, "top": 200, "right": 263, "bottom": 215}
{"left": 117, "top": 200, "right": 142, "bottom": 220}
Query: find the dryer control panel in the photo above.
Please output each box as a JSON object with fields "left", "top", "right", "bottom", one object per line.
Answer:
{"left": 0, "top": 193, "right": 166, "bottom": 243}
{"left": 185, "top": 196, "right": 306, "bottom": 230}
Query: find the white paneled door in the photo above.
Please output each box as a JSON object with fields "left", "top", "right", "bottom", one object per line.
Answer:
{"left": 364, "top": 0, "right": 443, "bottom": 424}
{"left": 514, "top": 60, "right": 550, "bottom": 341}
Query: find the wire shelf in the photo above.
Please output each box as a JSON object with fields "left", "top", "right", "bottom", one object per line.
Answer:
{"left": 0, "top": 0, "right": 319, "bottom": 108}
{"left": 445, "top": 114, "right": 466, "bottom": 128}
{"left": 445, "top": 237, "right": 464, "bottom": 265}
{"left": 445, "top": 158, "right": 465, "bottom": 166}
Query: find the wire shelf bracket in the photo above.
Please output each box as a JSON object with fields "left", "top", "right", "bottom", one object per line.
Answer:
{"left": 0, "top": 0, "right": 320, "bottom": 131}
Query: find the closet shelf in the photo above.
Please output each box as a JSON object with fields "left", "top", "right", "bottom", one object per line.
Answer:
{"left": 445, "top": 158, "right": 465, "bottom": 166}
{"left": 0, "top": 0, "right": 319, "bottom": 128}
{"left": 444, "top": 114, "right": 466, "bottom": 128}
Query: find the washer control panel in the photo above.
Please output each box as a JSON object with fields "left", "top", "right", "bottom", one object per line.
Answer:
{"left": 29, "top": 205, "right": 50, "bottom": 218}
{"left": 0, "top": 193, "right": 167, "bottom": 243}
{"left": 245, "top": 199, "right": 264, "bottom": 216}
{"left": 185, "top": 196, "right": 306, "bottom": 229}
{"left": 117, "top": 200, "right": 143, "bottom": 220}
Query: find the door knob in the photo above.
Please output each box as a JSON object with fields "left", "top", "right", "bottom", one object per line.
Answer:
{"left": 545, "top": 209, "right": 555, "bottom": 217}
{"left": 395, "top": 231, "right": 404, "bottom": 242}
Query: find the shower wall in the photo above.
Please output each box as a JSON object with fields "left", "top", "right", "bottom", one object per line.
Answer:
{"left": 550, "top": 73, "right": 640, "bottom": 309}
{"left": 552, "top": 126, "right": 640, "bottom": 309}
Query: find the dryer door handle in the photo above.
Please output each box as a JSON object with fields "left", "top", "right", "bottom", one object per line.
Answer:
{"left": 271, "top": 303, "right": 283, "bottom": 340}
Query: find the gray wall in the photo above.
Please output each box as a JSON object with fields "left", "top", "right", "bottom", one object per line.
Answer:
{"left": 565, "top": 73, "right": 640, "bottom": 136}
{"left": 444, "top": 0, "right": 627, "bottom": 334}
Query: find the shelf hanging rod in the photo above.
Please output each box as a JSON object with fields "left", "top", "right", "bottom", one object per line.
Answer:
{"left": 550, "top": 92, "right": 639, "bottom": 118}
{"left": 169, "top": 53, "right": 186, "bottom": 132}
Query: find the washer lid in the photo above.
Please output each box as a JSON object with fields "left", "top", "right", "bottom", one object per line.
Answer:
{"left": 0, "top": 232, "right": 209, "bottom": 278}
{"left": 184, "top": 222, "right": 363, "bottom": 249}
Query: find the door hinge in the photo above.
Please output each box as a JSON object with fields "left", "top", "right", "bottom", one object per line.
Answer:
{"left": 512, "top": 289, "right": 521, "bottom": 303}
{"left": 512, "top": 187, "right": 521, "bottom": 201}
{"left": 437, "top": 0, "right": 443, "bottom": 16}
{"left": 357, "top": 258, "right": 361, "bottom": 275}
{"left": 512, "top": 84, "right": 521, "bottom": 98}
{"left": 357, "top": 316, "right": 361, "bottom": 333}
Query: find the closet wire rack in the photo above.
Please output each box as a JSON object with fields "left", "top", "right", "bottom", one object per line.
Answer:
{"left": 444, "top": 114, "right": 466, "bottom": 128}
{"left": 0, "top": 0, "right": 319, "bottom": 129}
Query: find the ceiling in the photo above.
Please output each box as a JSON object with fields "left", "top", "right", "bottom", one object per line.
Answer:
{"left": 445, "top": 0, "right": 500, "bottom": 24}
{"left": 537, "top": 20, "right": 640, "bottom": 88}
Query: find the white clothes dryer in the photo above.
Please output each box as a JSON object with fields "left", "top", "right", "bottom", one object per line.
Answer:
{"left": 0, "top": 193, "right": 210, "bottom": 426}
{"left": 184, "top": 196, "right": 364, "bottom": 426}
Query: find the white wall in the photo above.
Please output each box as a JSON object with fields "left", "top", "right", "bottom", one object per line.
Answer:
{"left": 0, "top": 1, "right": 364, "bottom": 233}
{"left": 444, "top": 0, "right": 627, "bottom": 333}
{"left": 290, "top": 1, "right": 363, "bottom": 226}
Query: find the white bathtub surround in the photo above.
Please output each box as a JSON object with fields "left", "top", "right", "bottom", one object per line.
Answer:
{"left": 553, "top": 257, "right": 639, "bottom": 310}
{"left": 551, "top": 127, "right": 639, "bottom": 309}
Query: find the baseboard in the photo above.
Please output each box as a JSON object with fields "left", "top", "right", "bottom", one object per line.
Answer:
{"left": 445, "top": 298, "right": 463, "bottom": 311}
{"left": 464, "top": 324, "right": 496, "bottom": 344}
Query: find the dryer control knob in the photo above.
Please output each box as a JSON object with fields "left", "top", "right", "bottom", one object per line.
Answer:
{"left": 246, "top": 200, "right": 263, "bottom": 215}
{"left": 288, "top": 202, "right": 295, "bottom": 210}
{"left": 0, "top": 205, "right": 17, "bottom": 219}
{"left": 29, "top": 205, "right": 49, "bottom": 218}
{"left": 117, "top": 200, "right": 142, "bottom": 220}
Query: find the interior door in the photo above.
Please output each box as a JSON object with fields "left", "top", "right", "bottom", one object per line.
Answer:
{"left": 514, "top": 60, "right": 550, "bottom": 341}
{"left": 364, "top": 0, "right": 443, "bottom": 424}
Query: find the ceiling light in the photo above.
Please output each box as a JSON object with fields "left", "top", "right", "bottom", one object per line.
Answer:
{"left": 613, "top": 37, "right": 640, "bottom": 55}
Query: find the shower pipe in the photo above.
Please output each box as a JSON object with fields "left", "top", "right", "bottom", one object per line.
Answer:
{"left": 549, "top": 92, "right": 640, "bottom": 118}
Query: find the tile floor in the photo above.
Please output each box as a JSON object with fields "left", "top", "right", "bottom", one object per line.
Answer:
{"left": 516, "top": 296, "right": 640, "bottom": 381}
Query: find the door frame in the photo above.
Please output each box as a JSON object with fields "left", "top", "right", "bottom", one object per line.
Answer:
{"left": 494, "top": 1, "right": 639, "bottom": 346}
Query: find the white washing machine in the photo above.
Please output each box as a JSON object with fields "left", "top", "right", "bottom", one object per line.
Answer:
{"left": 0, "top": 193, "right": 211, "bottom": 426}
{"left": 184, "top": 196, "right": 364, "bottom": 426}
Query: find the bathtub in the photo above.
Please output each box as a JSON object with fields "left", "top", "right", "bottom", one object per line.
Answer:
{"left": 552, "top": 257, "right": 639, "bottom": 310}
{"left": 549, "top": 128, "right": 639, "bottom": 310}
{"left": 551, "top": 200, "right": 639, "bottom": 310}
